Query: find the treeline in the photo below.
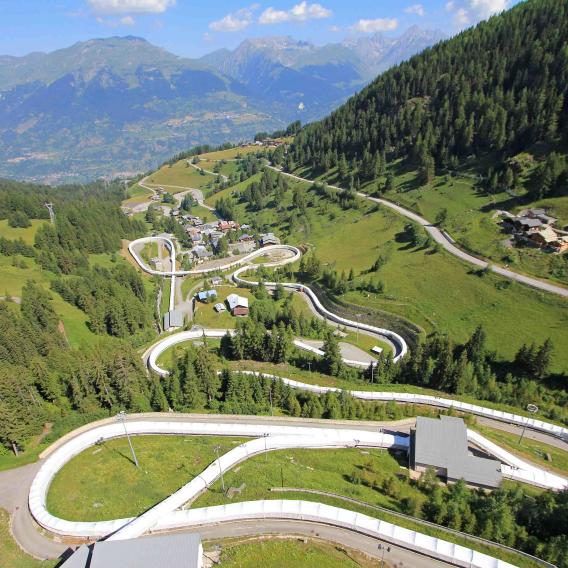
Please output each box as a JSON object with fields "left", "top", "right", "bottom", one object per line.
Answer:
{"left": 0, "top": 178, "right": 146, "bottom": 276}
{"left": 51, "top": 264, "right": 152, "bottom": 339}
{"left": 34, "top": 200, "right": 145, "bottom": 274}
{"left": 0, "top": 282, "right": 161, "bottom": 454}
{"left": 415, "top": 474, "right": 568, "bottom": 566}
{"left": 164, "top": 340, "right": 429, "bottom": 421}
{"left": 240, "top": 169, "right": 289, "bottom": 211}
{"left": 290, "top": 0, "right": 568, "bottom": 197}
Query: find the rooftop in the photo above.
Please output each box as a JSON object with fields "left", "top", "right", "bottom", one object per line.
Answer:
{"left": 410, "top": 416, "right": 502, "bottom": 489}
{"left": 61, "top": 533, "right": 202, "bottom": 568}
{"left": 164, "top": 309, "right": 184, "bottom": 330}
{"left": 197, "top": 289, "right": 217, "bottom": 300}
{"left": 226, "top": 293, "right": 249, "bottom": 311}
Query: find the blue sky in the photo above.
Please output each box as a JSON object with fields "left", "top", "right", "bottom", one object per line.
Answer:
{"left": 2, "top": 0, "right": 519, "bottom": 58}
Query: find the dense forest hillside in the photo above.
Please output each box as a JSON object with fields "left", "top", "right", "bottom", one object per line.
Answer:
{"left": 0, "top": 178, "right": 163, "bottom": 456}
{"left": 290, "top": 0, "right": 568, "bottom": 197}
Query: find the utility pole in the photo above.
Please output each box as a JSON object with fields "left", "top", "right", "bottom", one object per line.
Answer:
{"left": 214, "top": 445, "right": 226, "bottom": 493}
{"left": 44, "top": 203, "right": 55, "bottom": 224}
{"left": 116, "top": 411, "right": 139, "bottom": 468}
{"left": 264, "top": 433, "right": 269, "bottom": 462}
{"left": 377, "top": 543, "right": 390, "bottom": 567}
{"left": 519, "top": 404, "right": 538, "bottom": 445}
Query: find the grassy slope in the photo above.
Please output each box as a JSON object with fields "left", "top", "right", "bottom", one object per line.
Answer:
{"left": 0, "top": 509, "right": 56, "bottom": 568}
{"left": 360, "top": 157, "right": 568, "bottom": 286}
{"left": 47, "top": 436, "right": 249, "bottom": 522}
{"left": 193, "top": 447, "right": 537, "bottom": 568}
{"left": 471, "top": 424, "right": 568, "bottom": 476}
{"left": 146, "top": 161, "right": 215, "bottom": 190}
{"left": 215, "top": 538, "right": 373, "bottom": 568}
{"left": 0, "top": 219, "right": 47, "bottom": 245}
{"left": 307, "top": 196, "right": 568, "bottom": 371}
{"left": 0, "top": 255, "right": 94, "bottom": 347}
{"left": 179, "top": 156, "right": 568, "bottom": 370}
{"left": 200, "top": 145, "right": 261, "bottom": 160}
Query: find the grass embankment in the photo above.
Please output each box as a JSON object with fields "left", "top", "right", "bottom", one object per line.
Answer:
{"left": 0, "top": 219, "right": 47, "bottom": 244}
{"left": 47, "top": 436, "right": 249, "bottom": 522}
{"left": 0, "top": 255, "right": 93, "bottom": 347}
{"left": 211, "top": 537, "right": 376, "bottom": 568}
{"left": 200, "top": 145, "right": 261, "bottom": 161}
{"left": 471, "top": 424, "right": 568, "bottom": 476}
{"left": 146, "top": 160, "right": 215, "bottom": 189}
{"left": 0, "top": 509, "right": 56, "bottom": 568}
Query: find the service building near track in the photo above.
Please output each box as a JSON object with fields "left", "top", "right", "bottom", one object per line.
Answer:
{"left": 409, "top": 416, "right": 503, "bottom": 490}
{"left": 61, "top": 532, "right": 203, "bottom": 568}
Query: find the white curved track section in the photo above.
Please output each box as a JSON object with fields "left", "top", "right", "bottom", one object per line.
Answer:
{"left": 29, "top": 420, "right": 404, "bottom": 539}
{"left": 28, "top": 419, "right": 565, "bottom": 568}
{"left": 232, "top": 264, "right": 408, "bottom": 363}
{"left": 147, "top": 335, "right": 568, "bottom": 442}
{"left": 129, "top": 235, "right": 408, "bottom": 361}
{"left": 128, "top": 236, "right": 301, "bottom": 277}
{"left": 158, "top": 500, "right": 518, "bottom": 568}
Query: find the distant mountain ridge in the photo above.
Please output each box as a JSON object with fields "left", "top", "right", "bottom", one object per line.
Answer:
{"left": 200, "top": 27, "right": 445, "bottom": 87}
{"left": 0, "top": 29, "right": 444, "bottom": 183}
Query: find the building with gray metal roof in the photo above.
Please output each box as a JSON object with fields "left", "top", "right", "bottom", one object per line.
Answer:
{"left": 61, "top": 532, "right": 202, "bottom": 568}
{"left": 409, "top": 416, "right": 502, "bottom": 489}
{"left": 164, "top": 309, "right": 184, "bottom": 331}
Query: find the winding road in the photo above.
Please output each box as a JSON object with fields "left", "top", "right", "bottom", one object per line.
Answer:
{"left": 268, "top": 167, "right": 568, "bottom": 298}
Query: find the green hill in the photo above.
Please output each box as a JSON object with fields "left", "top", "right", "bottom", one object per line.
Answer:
{"left": 287, "top": 0, "right": 568, "bottom": 284}
{"left": 290, "top": 0, "right": 567, "bottom": 198}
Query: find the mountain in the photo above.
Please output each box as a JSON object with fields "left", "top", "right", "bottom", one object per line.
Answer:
{"left": 0, "top": 29, "right": 444, "bottom": 183}
{"left": 0, "top": 36, "right": 274, "bottom": 183}
{"left": 200, "top": 27, "right": 446, "bottom": 95}
{"left": 291, "top": 0, "right": 568, "bottom": 198}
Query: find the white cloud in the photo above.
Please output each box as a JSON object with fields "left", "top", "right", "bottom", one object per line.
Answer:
{"left": 209, "top": 5, "right": 261, "bottom": 33}
{"left": 259, "top": 2, "right": 332, "bottom": 25}
{"left": 210, "top": 13, "right": 250, "bottom": 32}
{"left": 405, "top": 4, "right": 425, "bottom": 17}
{"left": 96, "top": 14, "right": 136, "bottom": 26}
{"left": 87, "top": 0, "right": 176, "bottom": 15}
{"left": 350, "top": 18, "right": 398, "bottom": 33}
{"left": 328, "top": 24, "right": 341, "bottom": 32}
{"left": 446, "top": 0, "right": 509, "bottom": 26}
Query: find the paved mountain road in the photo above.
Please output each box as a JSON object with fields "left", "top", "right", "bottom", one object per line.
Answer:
{"left": 270, "top": 167, "right": 568, "bottom": 298}
{"left": 192, "top": 520, "right": 454, "bottom": 567}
